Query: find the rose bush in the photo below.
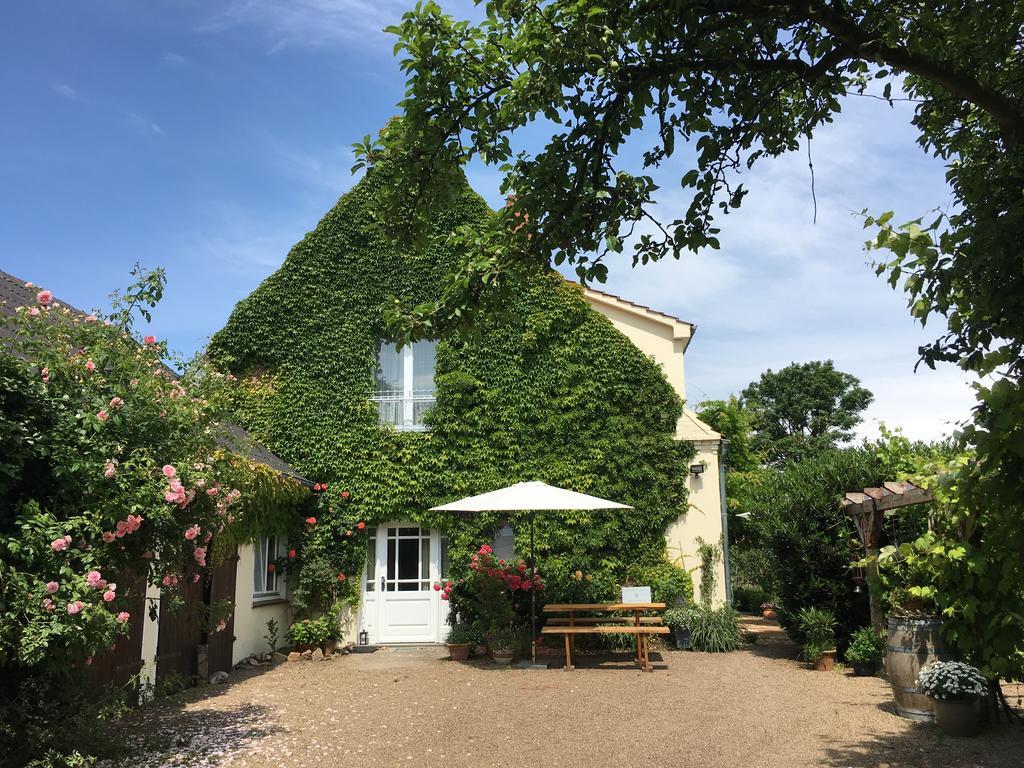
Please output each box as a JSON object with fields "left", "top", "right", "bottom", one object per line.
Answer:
{"left": 0, "top": 270, "right": 306, "bottom": 766}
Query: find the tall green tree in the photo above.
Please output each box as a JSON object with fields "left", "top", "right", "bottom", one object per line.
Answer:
{"left": 742, "top": 360, "right": 873, "bottom": 464}
{"left": 370, "top": 1, "right": 1024, "bottom": 681}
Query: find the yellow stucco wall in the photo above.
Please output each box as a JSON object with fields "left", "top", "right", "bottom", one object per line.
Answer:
{"left": 231, "top": 542, "right": 292, "bottom": 665}
{"left": 580, "top": 286, "right": 728, "bottom": 606}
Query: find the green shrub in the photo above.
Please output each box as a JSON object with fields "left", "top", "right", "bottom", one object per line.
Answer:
{"left": 797, "top": 606, "right": 836, "bottom": 660}
{"left": 733, "top": 585, "right": 772, "bottom": 613}
{"left": 845, "top": 627, "right": 885, "bottom": 666}
{"left": 624, "top": 559, "right": 694, "bottom": 607}
{"left": 445, "top": 623, "right": 476, "bottom": 645}
{"left": 685, "top": 605, "right": 744, "bottom": 652}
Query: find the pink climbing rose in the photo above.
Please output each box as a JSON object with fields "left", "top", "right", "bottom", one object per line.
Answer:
{"left": 109, "top": 396, "right": 124, "bottom": 409}
{"left": 85, "top": 571, "right": 103, "bottom": 588}
{"left": 103, "top": 462, "right": 116, "bottom": 479}
{"left": 103, "top": 590, "right": 116, "bottom": 603}
{"left": 97, "top": 409, "right": 109, "bottom": 422}
{"left": 41, "top": 366, "right": 50, "bottom": 382}
{"left": 67, "top": 601, "right": 84, "bottom": 615}
{"left": 184, "top": 524, "right": 200, "bottom": 541}
{"left": 102, "top": 531, "right": 115, "bottom": 543}
{"left": 85, "top": 359, "right": 96, "bottom": 372}
{"left": 36, "top": 289, "right": 53, "bottom": 306}
{"left": 162, "top": 464, "right": 176, "bottom": 478}
{"left": 162, "top": 573, "right": 178, "bottom": 587}
{"left": 143, "top": 335, "right": 157, "bottom": 345}
{"left": 194, "top": 547, "right": 207, "bottom": 567}
{"left": 51, "top": 537, "right": 69, "bottom": 552}
{"left": 46, "top": 581, "right": 59, "bottom": 594}
{"left": 42, "top": 598, "right": 55, "bottom": 612}
{"left": 117, "top": 612, "right": 130, "bottom": 623}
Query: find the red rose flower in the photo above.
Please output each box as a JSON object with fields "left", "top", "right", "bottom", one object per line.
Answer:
{"left": 337, "top": 572, "right": 347, "bottom": 582}
{"left": 433, "top": 583, "right": 441, "bottom": 591}
{"left": 356, "top": 521, "right": 366, "bottom": 530}
{"left": 341, "top": 491, "right": 350, "bottom": 500}
{"left": 267, "top": 563, "right": 276, "bottom": 573}
{"left": 288, "top": 548, "right": 297, "bottom": 559}
{"left": 306, "top": 517, "right": 317, "bottom": 525}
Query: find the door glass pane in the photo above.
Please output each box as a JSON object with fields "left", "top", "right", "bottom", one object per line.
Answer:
{"left": 440, "top": 535, "right": 449, "bottom": 579}
{"left": 387, "top": 537, "right": 397, "bottom": 584}
{"left": 365, "top": 535, "right": 376, "bottom": 591}
{"left": 398, "top": 526, "right": 419, "bottom": 537}
{"left": 420, "top": 538, "right": 430, "bottom": 579}
{"left": 397, "top": 537, "right": 418, "bottom": 580}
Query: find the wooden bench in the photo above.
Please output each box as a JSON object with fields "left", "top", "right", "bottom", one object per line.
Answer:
{"left": 540, "top": 624, "right": 670, "bottom": 672}
{"left": 546, "top": 616, "right": 663, "bottom": 625}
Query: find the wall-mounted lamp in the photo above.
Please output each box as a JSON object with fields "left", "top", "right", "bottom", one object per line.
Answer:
{"left": 689, "top": 464, "right": 705, "bottom": 476}
{"left": 359, "top": 629, "right": 369, "bottom": 646}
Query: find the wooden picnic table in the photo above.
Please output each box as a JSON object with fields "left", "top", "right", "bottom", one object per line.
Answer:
{"left": 541, "top": 602, "right": 668, "bottom": 672}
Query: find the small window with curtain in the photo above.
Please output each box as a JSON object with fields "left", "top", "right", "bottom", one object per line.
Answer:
{"left": 371, "top": 340, "right": 437, "bottom": 431}
{"left": 253, "top": 535, "right": 285, "bottom": 600}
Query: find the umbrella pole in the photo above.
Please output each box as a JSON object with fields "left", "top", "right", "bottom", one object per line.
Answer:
{"left": 530, "top": 512, "right": 537, "bottom": 664}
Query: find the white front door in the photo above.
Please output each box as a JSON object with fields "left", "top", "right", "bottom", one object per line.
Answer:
{"left": 361, "top": 525, "right": 446, "bottom": 644}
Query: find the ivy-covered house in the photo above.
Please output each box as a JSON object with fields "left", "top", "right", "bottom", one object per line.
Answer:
{"left": 210, "top": 163, "right": 726, "bottom": 645}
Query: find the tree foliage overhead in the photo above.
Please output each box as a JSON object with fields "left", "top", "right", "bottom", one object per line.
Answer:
{"left": 742, "top": 360, "right": 873, "bottom": 465}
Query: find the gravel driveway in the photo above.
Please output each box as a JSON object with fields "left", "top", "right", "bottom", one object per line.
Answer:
{"left": 102, "top": 619, "right": 1023, "bottom": 768}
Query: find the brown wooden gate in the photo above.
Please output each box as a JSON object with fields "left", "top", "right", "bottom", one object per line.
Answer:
{"left": 91, "top": 570, "right": 148, "bottom": 689}
{"left": 208, "top": 551, "right": 239, "bottom": 674}
{"left": 155, "top": 548, "right": 239, "bottom": 688}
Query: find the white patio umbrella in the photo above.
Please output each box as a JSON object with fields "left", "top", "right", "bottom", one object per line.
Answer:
{"left": 430, "top": 480, "right": 632, "bottom": 663}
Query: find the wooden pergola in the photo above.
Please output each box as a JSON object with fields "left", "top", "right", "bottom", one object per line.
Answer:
{"left": 842, "top": 481, "right": 934, "bottom": 632}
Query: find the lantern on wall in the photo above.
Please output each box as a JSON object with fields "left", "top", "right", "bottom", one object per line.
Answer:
{"left": 358, "top": 629, "right": 369, "bottom": 646}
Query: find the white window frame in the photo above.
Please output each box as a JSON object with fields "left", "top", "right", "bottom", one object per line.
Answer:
{"left": 371, "top": 341, "right": 436, "bottom": 432}
{"left": 253, "top": 535, "right": 286, "bottom": 602}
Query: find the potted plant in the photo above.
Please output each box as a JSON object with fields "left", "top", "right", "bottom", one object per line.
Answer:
{"left": 846, "top": 627, "right": 885, "bottom": 676}
{"left": 445, "top": 623, "right": 473, "bottom": 661}
{"left": 917, "top": 661, "right": 987, "bottom": 737}
{"left": 797, "top": 606, "right": 837, "bottom": 671}
{"left": 663, "top": 606, "right": 692, "bottom": 649}
{"left": 760, "top": 601, "right": 777, "bottom": 619}
{"left": 489, "top": 627, "right": 517, "bottom": 665}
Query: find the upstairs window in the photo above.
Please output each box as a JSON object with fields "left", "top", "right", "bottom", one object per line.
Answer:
{"left": 372, "top": 340, "right": 436, "bottom": 431}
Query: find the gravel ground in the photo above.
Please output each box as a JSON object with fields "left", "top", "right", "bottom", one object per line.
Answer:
{"left": 100, "top": 618, "right": 1023, "bottom": 768}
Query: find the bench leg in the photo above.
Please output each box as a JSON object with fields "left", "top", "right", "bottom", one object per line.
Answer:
{"left": 563, "top": 633, "right": 574, "bottom": 671}
{"left": 643, "top": 635, "right": 652, "bottom": 673}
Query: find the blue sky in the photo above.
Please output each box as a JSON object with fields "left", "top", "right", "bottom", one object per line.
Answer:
{"left": 1, "top": 1, "right": 975, "bottom": 441}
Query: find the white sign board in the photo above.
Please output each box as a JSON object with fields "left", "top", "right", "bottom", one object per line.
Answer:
{"left": 620, "top": 586, "right": 652, "bottom": 604}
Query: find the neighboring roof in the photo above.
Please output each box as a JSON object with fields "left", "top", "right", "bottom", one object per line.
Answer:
{"left": 676, "top": 408, "right": 722, "bottom": 443}
{"left": 0, "top": 268, "right": 311, "bottom": 487}
{"left": 568, "top": 280, "right": 695, "bottom": 337}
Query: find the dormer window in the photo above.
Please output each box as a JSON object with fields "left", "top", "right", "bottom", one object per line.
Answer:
{"left": 372, "top": 340, "right": 437, "bottom": 431}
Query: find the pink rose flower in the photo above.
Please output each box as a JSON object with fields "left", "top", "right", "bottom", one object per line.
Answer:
{"left": 115, "top": 520, "right": 129, "bottom": 537}
{"left": 162, "top": 464, "right": 176, "bottom": 478}
{"left": 103, "top": 462, "right": 116, "bottom": 479}
{"left": 102, "top": 531, "right": 115, "bottom": 543}
{"left": 126, "top": 514, "right": 143, "bottom": 533}
{"left": 67, "top": 601, "right": 83, "bottom": 615}
{"left": 24, "top": 281, "right": 33, "bottom": 288}
{"left": 117, "top": 611, "right": 130, "bottom": 623}
{"left": 84, "top": 359, "right": 96, "bottom": 372}
{"left": 184, "top": 524, "right": 200, "bottom": 541}
{"left": 164, "top": 490, "right": 179, "bottom": 503}
{"left": 109, "top": 396, "right": 124, "bottom": 409}
{"left": 85, "top": 314, "right": 97, "bottom": 323}
{"left": 86, "top": 571, "right": 103, "bottom": 588}
{"left": 193, "top": 547, "right": 207, "bottom": 567}
{"left": 28, "top": 307, "right": 40, "bottom": 317}
{"left": 206, "top": 487, "right": 219, "bottom": 496}
{"left": 41, "top": 366, "right": 49, "bottom": 382}
{"left": 102, "top": 590, "right": 115, "bottom": 603}
{"left": 162, "top": 573, "right": 178, "bottom": 587}
{"left": 97, "top": 409, "right": 109, "bottom": 422}
{"left": 37, "top": 290, "right": 53, "bottom": 306}
{"left": 193, "top": 573, "right": 200, "bottom": 583}
{"left": 51, "top": 538, "right": 68, "bottom": 552}
{"left": 46, "top": 581, "right": 59, "bottom": 594}
{"left": 42, "top": 598, "right": 55, "bottom": 612}
{"left": 144, "top": 335, "right": 157, "bottom": 345}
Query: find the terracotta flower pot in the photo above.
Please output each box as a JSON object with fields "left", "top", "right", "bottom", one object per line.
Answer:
{"left": 761, "top": 609, "right": 777, "bottom": 619}
{"left": 447, "top": 642, "right": 470, "bottom": 662}
{"left": 321, "top": 642, "right": 334, "bottom": 658}
{"left": 814, "top": 650, "right": 837, "bottom": 671}
{"left": 933, "top": 698, "right": 982, "bottom": 737}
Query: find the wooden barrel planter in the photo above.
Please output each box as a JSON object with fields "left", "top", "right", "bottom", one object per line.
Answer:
{"left": 886, "top": 615, "right": 952, "bottom": 721}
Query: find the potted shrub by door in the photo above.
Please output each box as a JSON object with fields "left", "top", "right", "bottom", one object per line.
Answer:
{"left": 797, "top": 607, "right": 837, "bottom": 671}
{"left": 445, "top": 624, "right": 473, "bottom": 662}
{"left": 760, "top": 601, "right": 777, "bottom": 620}
{"left": 663, "top": 607, "right": 692, "bottom": 650}
{"left": 846, "top": 627, "right": 886, "bottom": 676}
{"left": 917, "top": 661, "right": 987, "bottom": 737}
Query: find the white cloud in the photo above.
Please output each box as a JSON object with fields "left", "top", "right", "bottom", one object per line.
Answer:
{"left": 162, "top": 52, "right": 188, "bottom": 65}
{"left": 586, "top": 92, "right": 972, "bottom": 442}
{"left": 126, "top": 111, "right": 164, "bottom": 136}
{"left": 52, "top": 83, "right": 79, "bottom": 100}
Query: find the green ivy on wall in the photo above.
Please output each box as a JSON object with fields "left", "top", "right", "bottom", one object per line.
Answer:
{"left": 209, "top": 156, "right": 694, "bottom": 610}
